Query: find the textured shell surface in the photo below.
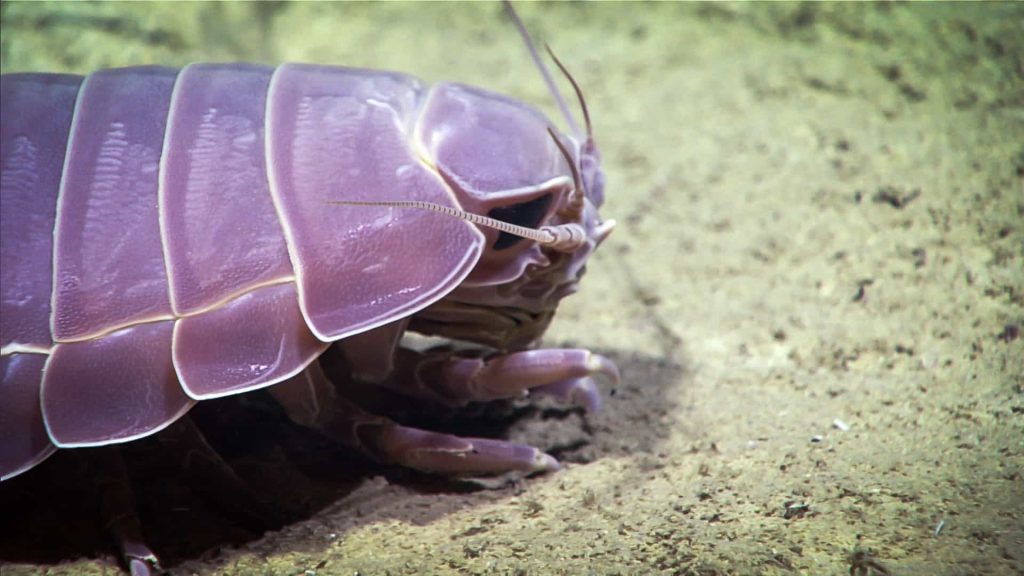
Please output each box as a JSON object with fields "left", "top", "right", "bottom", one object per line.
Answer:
{"left": 0, "top": 2, "right": 605, "bottom": 481}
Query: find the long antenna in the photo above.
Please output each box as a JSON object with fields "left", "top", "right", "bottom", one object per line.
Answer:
{"left": 502, "top": 1, "right": 582, "bottom": 138}
{"left": 327, "top": 199, "right": 587, "bottom": 252}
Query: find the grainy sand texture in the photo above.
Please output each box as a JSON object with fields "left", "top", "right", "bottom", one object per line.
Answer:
{"left": 2, "top": 2, "right": 1022, "bottom": 575}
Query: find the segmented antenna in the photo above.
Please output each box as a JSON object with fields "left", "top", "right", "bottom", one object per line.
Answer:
{"left": 327, "top": 199, "right": 587, "bottom": 252}
{"left": 325, "top": 5, "right": 599, "bottom": 254}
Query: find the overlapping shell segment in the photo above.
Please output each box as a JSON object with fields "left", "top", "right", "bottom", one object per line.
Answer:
{"left": 1, "top": 63, "right": 497, "bottom": 480}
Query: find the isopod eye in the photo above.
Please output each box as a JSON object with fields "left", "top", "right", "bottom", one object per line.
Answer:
{"left": 487, "top": 194, "right": 553, "bottom": 250}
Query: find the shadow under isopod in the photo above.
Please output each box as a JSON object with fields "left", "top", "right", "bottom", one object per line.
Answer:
{"left": 0, "top": 349, "right": 686, "bottom": 570}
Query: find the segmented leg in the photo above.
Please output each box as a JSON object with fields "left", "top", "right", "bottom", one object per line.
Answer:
{"left": 89, "top": 449, "right": 160, "bottom": 576}
{"left": 157, "top": 416, "right": 288, "bottom": 530}
{"left": 373, "top": 347, "right": 619, "bottom": 411}
{"left": 270, "top": 363, "right": 558, "bottom": 476}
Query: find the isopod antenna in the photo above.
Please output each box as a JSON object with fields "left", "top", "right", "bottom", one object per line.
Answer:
{"left": 502, "top": 0, "right": 582, "bottom": 139}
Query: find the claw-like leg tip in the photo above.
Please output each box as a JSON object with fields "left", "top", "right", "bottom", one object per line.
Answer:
{"left": 535, "top": 452, "right": 561, "bottom": 473}
{"left": 571, "top": 378, "right": 602, "bottom": 413}
{"left": 128, "top": 558, "right": 157, "bottom": 576}
{"left": 530, "top": 377, "right": 602, "bottom": 412}
{"left": 587, "top": 353, "right": 621, "bottom": 386}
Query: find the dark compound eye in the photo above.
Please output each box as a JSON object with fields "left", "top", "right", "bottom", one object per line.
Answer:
{"left": 486, "top": 194, "right": 553, "bottom": 250}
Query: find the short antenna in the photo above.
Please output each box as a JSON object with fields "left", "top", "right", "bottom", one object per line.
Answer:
{"left": 547, "top": 126, "right": 585, "bottom": 218}
{"left": 503, "top": 1, "right": 582, "bottom": 137}
{"left": 545, "top": 43, "right": 593, "bottom": 142}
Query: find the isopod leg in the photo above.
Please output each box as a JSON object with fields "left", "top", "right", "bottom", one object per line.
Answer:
{"left": 530, "top": 377, "right": 604, "bottom": 413}
{"left": 158, "top": 416, "right": 288, "bottom": 530}
{"left": 270, "top": 364, "right": 558, "bottom": 476}
{"left": 378, "top": 347, "right": 619, "bottom": 411}
{"left": 89, "top": 449, "right": 160, "bottom": 576}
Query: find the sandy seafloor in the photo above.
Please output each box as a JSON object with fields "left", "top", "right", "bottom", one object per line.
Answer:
{"left": 1, "top": 2, "right": 1022, "bottom": 575}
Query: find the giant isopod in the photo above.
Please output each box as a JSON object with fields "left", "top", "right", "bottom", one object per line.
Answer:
{"left": 0, "top": 4, "right": 617, "bottom": 573}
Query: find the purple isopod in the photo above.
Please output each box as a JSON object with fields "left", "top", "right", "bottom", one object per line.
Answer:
{"left": 0, "top": 4, "right": 617, "bottom": 572}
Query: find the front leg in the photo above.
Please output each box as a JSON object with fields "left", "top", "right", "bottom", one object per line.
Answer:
{"left": 269, "top": 363, "right": 559, "bottom": 477}
{"left": 377, "top": 347, "right": 620, "bottom": 412}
